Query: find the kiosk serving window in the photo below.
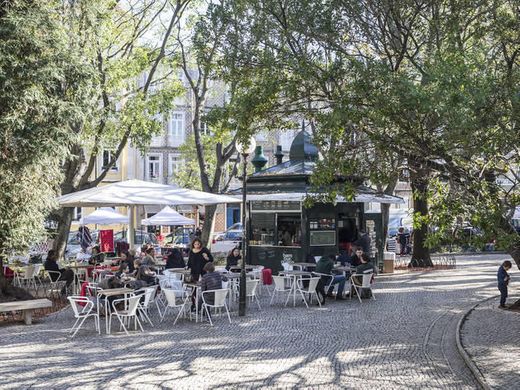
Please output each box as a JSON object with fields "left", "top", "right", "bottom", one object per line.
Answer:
{"left": 250, "top": 201, "right": 302, "bottom": 247}
{"left": 250, "top": 214, "right": 275, "bottom": 245}
{"left": 277, "top": 215, "right": 301, "bottom": 246}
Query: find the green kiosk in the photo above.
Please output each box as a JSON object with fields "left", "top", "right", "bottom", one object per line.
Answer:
{"left": 231, "top": 130, "right": 404, "bottom": 273}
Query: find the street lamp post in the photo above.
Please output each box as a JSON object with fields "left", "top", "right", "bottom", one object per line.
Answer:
{"left": 236, "top": 136, "right": 256, "bottom": 317}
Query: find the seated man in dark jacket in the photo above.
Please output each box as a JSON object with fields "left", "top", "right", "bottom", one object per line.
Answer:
{"left": 199, "top": 262, "right": 227, "bottom": 308}
{"left": 349, "top": 247, "right": 364, "bottom": 267}
{"left": 315, "top": 255, "right": 346, "bottom": 301}
{"left": 353, "top": 253, "right": 376, "bottom": 285}
{"left": 44, "top": 249, "right": 74, "bottom": 294}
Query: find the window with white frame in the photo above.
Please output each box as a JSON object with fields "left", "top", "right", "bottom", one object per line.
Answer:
{"left": 168, "top": 154, "right": 184, "bottom": 181}
{"left": 102, "top": 150, "right": 119, "bottom": 171}
{"left": 146, "top": 154, "right": 162, "bottom": 181}
{"left": 168, "top": 112, "right": 185, "bottom": 140}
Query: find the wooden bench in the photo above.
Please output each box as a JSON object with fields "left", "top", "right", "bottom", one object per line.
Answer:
{"left": 0, "top": 299, "right": 52, "bottom": 324}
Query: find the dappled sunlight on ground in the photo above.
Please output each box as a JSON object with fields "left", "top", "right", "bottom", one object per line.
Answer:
{"left": 0, "top": 254, "right": 514, "bottom": 389}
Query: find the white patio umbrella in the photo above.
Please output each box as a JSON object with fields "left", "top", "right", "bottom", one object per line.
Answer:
{"left": 79, "top": 207, "right": 129, "bottom": 225}
{"left": 58, "top": 179, "right": 239, "bottom": 246}
{"left": 58, "top": 179, "right": 240, "bottom": 207}
{"left": 141, "top": 206, "right": 195, "bottom": 226}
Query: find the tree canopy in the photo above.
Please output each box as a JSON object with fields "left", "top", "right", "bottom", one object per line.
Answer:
{"left": 0, "top": 0, "right": 94, "bottom": 263}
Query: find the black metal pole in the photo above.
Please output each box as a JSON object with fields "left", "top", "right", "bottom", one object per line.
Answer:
{"left": 239, "top": 153, "right": 248, "bottom": 317}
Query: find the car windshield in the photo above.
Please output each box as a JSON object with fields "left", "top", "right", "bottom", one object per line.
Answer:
{"left": 226, "top": 231, "right": 242, "bottom": 240}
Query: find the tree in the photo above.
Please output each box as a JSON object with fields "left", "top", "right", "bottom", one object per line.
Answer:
{"left": 176, "top": 0, "right": 287, "bottom": 245}
{"left": 52, "top": 0, "right": 190, "bottom": 258}
{"left": 0, "top": 0, "right": 94, "bottom": 299}
{"left": 213, "top": 0, "right": 520, "bottom": 269}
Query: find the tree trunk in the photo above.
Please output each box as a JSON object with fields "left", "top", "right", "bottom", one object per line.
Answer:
{"left": 53, "top": 207, "right": 74, "bottom": 260}
{"left": 409, "top": 162, "right": 433, "bottom": 267}
{"left": 201, "top": 204, "right": 218, "bottom": 248}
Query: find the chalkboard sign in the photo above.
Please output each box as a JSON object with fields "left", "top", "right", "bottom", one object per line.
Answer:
{"left": 251, "top": 201, "right": 301, "bottom": 212}
{"left": 257, "top": 248, "right": 276, "bottom": 263}
{"left": 310, "top": 231, "right": 336, "bottom": 246}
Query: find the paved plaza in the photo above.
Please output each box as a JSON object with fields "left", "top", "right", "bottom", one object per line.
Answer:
{"left": 0, "top": 254, "right": 516, "bottom": 389}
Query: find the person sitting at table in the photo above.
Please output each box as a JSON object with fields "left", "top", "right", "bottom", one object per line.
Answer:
{"left": 225, "top": 247, "right": 241, "bottom": 271}
{"left": 141, "top": 247, "right": 156, "bottom": 267}
{"left": 337, "top": 250, "right": 351, "bottom": 266}
{"left": 349, "top": 246, "right": 364, "bottom": 267}
{"left": 354, "top": 253, "right": 376, "bottom": 279}
{"left": 187, "top": 238, "right": 213, "bottom": 282}
{"left": 115, "top": 262, "right": 130, "bottom": 279}
{"left": 198, "top": 262, "right": 227, "bottom": 315}
{"left": 120, "top": 251, "right": 135, "bottom": 273}
{"left": 351, "top": 253, "right": 376, "bottom": 298}
{"left": 44, "top": 249, "right": 75, "bottom": 295}
{"left": 166, "top": 248, "right": 185, "bottom": 269}
{"left": 136, "top": 264, "right": 156, "bottom": 286}
{"left": 315, "top": 254, "right": 346, "bottom": 301}
{"left": 89, "top": 246, "right": 105, "bottom": 266}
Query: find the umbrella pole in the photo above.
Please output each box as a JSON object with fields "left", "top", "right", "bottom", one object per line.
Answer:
{"left": 129, "top": 206, "right": 136, "bottom": 249}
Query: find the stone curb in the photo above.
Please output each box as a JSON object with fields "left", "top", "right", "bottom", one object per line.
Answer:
{"left": 456, "top": 296, "right": 497, "bottom": 390}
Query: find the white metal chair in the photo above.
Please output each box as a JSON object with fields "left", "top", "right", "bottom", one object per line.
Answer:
{"left": 245, "top": 279, "right": 261, "bottom": 310}
{"left": 250, "top": 266, "right": 266, "bottom": 295}
{"left": 73, "top": 268, "right": 88, "bottom": 295}
{"left": 14, "top": 265, "right": 37, "bottom": 290}
{"left": 67, "top": 296, "right": 100, "bottom": 337}
{"left": 295, "top": 277, "right": 322, "bottom": 308}
{"left": 135, "top": 286, "right": 158, "bottom": 326}
{"left": 109, "top": 294, "right": 143, "bottom": 335}
{"left": 312, "top": 271, "right": 335, "bottom": 295}
{"left": 269, "top": 275, "right": 293, "bottom": 305}
{"left": 161, "top": 288, "right": 189, "bottom": 324}
{"left": 201, "top": 289, "right": 231, "bottom": 326}
{"left": 350, "top": 271, "right": 375, "bottom": 303}
{"left": 45, "top": 270, "right": 66, "bottom": 298}
{"left": 163, "top": 269, "right": 184, "bottom": 281}
{"left": 32, "top": 264, "right": 44, "bottom": 288}
{"left": 157, "top": 279, "right": 185, "bottom": 313}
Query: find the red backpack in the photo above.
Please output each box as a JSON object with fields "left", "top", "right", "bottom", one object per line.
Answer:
{"left": 262, "top": 268, "right": 273, "bottom": 285}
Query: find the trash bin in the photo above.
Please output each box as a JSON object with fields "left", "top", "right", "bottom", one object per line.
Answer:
{"left": 383, "top": 251, "right": 395, "bottom": 273}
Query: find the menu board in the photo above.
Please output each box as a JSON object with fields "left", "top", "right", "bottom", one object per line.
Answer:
{"left": 251, "top": 201, "right": 301, "bottom": 212}
{"left": 310, "top": 231, "right": 336, "bottom": 246}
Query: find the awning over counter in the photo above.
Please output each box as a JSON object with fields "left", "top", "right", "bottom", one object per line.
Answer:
{"left": 230, "top": 190, "right": 404, "bottom": 204}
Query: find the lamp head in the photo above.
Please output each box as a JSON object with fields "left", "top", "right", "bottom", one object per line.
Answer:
{"left": 236, "top": 136, "right": 256, "bottom": 155}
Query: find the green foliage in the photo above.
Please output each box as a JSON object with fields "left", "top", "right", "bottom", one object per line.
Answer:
{"left": 215, "top": 0, "right": 519, "bottom": 260}
{"left": 0, "top": 0, "right": 94, "bottom": 257}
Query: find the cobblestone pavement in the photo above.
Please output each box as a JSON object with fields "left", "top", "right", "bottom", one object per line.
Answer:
{"left": 461, "top": 292, "right": 520, "bottom": 389}
{"left": 0, "top": 254, "right": 514, "bottom": 389}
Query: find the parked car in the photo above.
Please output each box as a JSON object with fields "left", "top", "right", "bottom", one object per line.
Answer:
{"left": 210, "top": 224, "right": 243, "bottom": 254}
